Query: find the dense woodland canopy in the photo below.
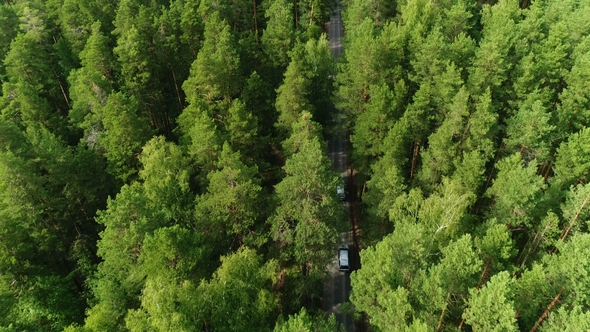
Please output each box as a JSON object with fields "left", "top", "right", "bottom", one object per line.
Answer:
{"left": 342, "top": 0, "right": 590, "bottom": 331}
{"left": 0, "top": 0, "right": 590, "bottom": 331}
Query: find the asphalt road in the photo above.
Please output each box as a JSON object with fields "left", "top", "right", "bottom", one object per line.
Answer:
{"left": 324, "top": 1, "right": 354, "bottom": 331}
{"left": 328, "top": 1, "right": 344, "bottom": 59}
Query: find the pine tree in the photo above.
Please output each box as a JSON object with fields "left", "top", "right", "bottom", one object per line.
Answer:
{"left": 101, "top": 92, "right": 154, "bottom": 182}
{"left": 262, "top": 0, "right": 296, "bottom": 69}
{"left": 274, "top": 308, "right": 342, "bottom": 332}
{"left": 269, "top": 113, "right": 345, "bottom": 307}
{"left": 182, "top": 12, "right": 242, "bottom": 105}
{"left": 195, "top": 143, "right": 264, "bottom": 250}
{"left": 0, "top": 4, "right": 18, "bottom": 81}
{"left": 57, "top": 0, "right": 117, "bottom": 57}
{"left": 485, "top": 153, "right": 546, "bottom": 228}
{"left": 67, "top": 21, "right": 114, "bottom": 136}
{"left": 463, "top": 272, "right": 518, "bottom": 332}
{"left": 275, "top": 43, "right": 313, "bottom": 140}
{"left": 2, "top": 30, "right": 67, "bottom": 135}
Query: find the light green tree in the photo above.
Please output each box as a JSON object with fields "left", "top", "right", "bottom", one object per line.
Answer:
{"left": 463, "top": 271, "right": 518, "bottom": 332}
{"left": 182, "top": 12, "right": 241, "bottom": 105}
{"left": 485, "top": 153, "right": 545, "bottom": 228}
{"left": 274, "top": 308, "right": 342, "bottom": 332}
{"left": 195, "top": 143, "right": 264, "bottom": 250}
{"left": 100, "top": 92, "right": 154, "bottom": 182}
{"left": 274, "top": 43, "right": 313, "bottom": 139}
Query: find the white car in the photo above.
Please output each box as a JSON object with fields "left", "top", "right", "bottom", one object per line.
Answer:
{"left": 337, "top": 183, "right": 346, "bottom": 201}
{"left": 338, "top": 244, "right": 350, "bottom": 272}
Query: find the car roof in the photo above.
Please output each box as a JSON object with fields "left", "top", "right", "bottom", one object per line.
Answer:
{"left": 339, "top": 249, "right": 349, "bottom": 265}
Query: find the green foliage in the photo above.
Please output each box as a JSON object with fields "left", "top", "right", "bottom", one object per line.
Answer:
{"left": 87, "top": 138, "right": 198, "bottom": 330}
{"left": 202, "top": 248, "right": 279, "bottom": 332}
{"left": 57, "top": 0, "right": 117, "bottom": 56}
{"left": 225, "top": 98, "right": 260, "bottom": 160}
{"left": 275, "top": 36, "right": 335, "bottom": 139}
{"left": 0, "top": 124, "right": 109, "bottom": 331}
{"left": 182, "top": 12, "right": 241, "bottom": 105}
{"left": 557, "top": 47, "right": 590, "bottom": 132}
{"left": 198, "top": 0, "right": 255, "bottom": 35}
{"left": 4, "top": 0, "right": 590, "bottom": 329}
{"left": 467, "top": 0, "right": 520, "bottom": 99}
{"left": 269, "top": 114, "right": 345, "bottom": 309}
{"left": 262, "top": 0, "right": 295, "bottom": 68}
{"left": 463, "top": 272, "right": 518, "bottom": 332}
{"left": 504, "top": 92, "right": 555, "bottom": 162}
{"left": 138, "top": 136, "right": 193, "bottom": 222}
{"left": 275, "top": 44, "right": 313, "bottom": 138}
{"left": 336, "top": 18, "right": 405, "bottom": 124}
{"left": 0, "top": 4, "right": 18, "bottom": 80}
{"left": 515, "top": 233, "right": 590, "bottom": 330}
{"left": 553, "top": 127, "right": 590, "bottom": 188}
{"left": 101, "top": 92, "right": 154, "bottom": 182}
{"left": 274, "top": 308, "right": 342, "bottom": 332}
{"left": 475, "top": 221, "right": 515, "bottom": 270}
{"left": 485, "top": 153, "right": 545, "bottom": 228}
{"left": 195, "top": 143, "right": 264, "bottom": 249}
{"left": 540, "top": 307, "right": 590, "bottom": 332}
{"left": 343, "top": 0, "right": 397, "bottom": 28}
{"left": 350, "top": 221, "right": 427, "bottom": 325}
{"left": 349, "top": 82, "right": 400, "bottom": 175}
{"left": 176, "top": 101, "right": 222, "bottom": 176}
{"left": 270, "top": 115, "right": 345, "bottom": 266}
{"left": 67, "top": 21, "right": 114, "bottom": 135}
{"left": 2, "top": 30, "right": 67, "bottom": 135}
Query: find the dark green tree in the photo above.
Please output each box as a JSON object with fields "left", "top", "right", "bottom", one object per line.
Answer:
{"left": 67, "top": 21, "right": 114, "bottom": 136}
{"left": 262, "top": 0, "right": 296, "bottom": 69}
{"left": 0, "top": 4, "right": 18, "bottom": 81}
{"left": 100, "top": 92, "right": 154, "bottom": 182}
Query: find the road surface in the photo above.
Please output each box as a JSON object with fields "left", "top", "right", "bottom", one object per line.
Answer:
{"left": 324, "top": 1, "right": 354, "bottom": 331}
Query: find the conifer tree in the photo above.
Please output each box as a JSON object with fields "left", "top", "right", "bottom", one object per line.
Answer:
{"left": 182, "top": 12, "right": 242, "bottom": 106}
{"left": 67, "top": 21, "right": 114, "bottom": 136}
{"left": 101, "top": 92, "right": 154, "bottom": 182}
{"left": 0, "top": 4, "right": 18, "bottom": 80}
{"left": 463, "top": 272, "right": 518, "bottom": 332}
{"left": 195, "top": 143, "right": 264, "bottom": 250}
{"left": 269, "top": 113, "right": 345, "bottom": 307}
{"left": 262, "top": 0, "right": 296, "bottom": 69}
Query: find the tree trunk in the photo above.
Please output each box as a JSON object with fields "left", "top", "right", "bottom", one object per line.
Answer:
{"left": 436, "top": 292, "right": 451, "bottom": 331}
{"left": 54, "top": 71, "right": 71, "bottom": 110}
{"left": 253, "top": 0, "right": 259, "bottom": 42}
{"left": 295, "top": 0, "right": 299, "bottom": 29}
{"left": 555, "top": 192, "right": 590, "bottom": 252}
{"left": 543, "top": 162, "right": 553, "bottom": 182}
{"left": 170, "top": 65, "right": 183, "bottom": 111}
{"left": 309, "top": 2, "right": 314, "bottom": 28}
{"left": 410, "top": 142, "right": 420, "bottom": 180}
{"left": 477, "top": 256, "right": 493, "bottom": 290}
{"left": 529, "top": 286, "right": 565, "bottom": 332}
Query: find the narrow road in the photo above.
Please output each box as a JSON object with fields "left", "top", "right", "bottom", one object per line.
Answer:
{"left": 324, "top": 1, "right": 354, "bottom": 331}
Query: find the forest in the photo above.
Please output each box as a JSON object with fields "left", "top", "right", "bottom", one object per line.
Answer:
{"left": 0, "top": 0, "right": 589, "bottom": 330}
